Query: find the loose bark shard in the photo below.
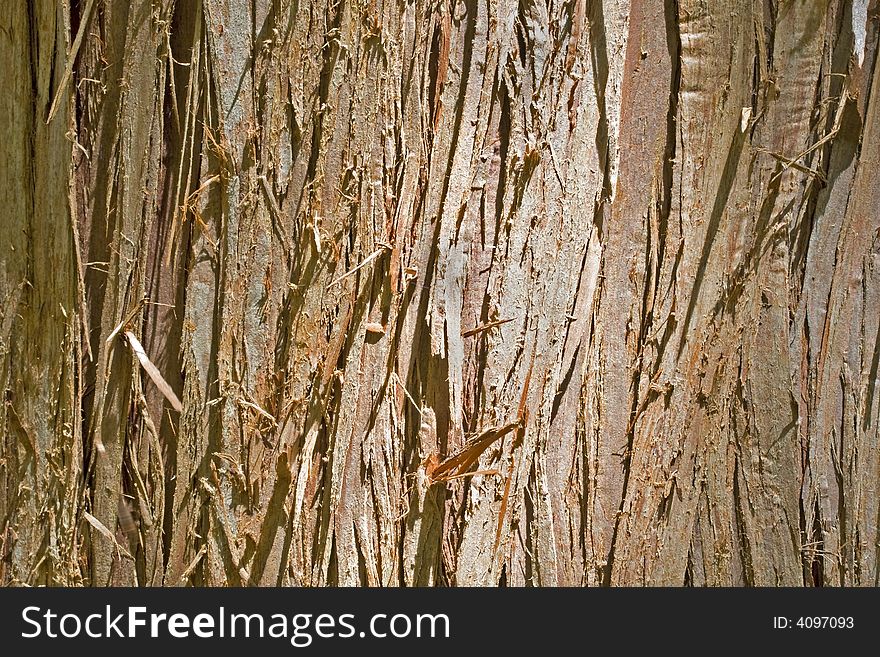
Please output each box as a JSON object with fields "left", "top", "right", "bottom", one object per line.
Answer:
{"left": 125, "top": 331, "right": 183, "bottom": 413}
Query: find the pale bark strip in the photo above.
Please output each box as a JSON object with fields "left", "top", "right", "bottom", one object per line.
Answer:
{"left": 611, "top": 0, "right": 825, "bottom": 585}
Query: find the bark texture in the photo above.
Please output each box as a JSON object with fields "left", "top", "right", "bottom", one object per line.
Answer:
{"left": 1, "top": 0, "right": 879, "bottom": 586}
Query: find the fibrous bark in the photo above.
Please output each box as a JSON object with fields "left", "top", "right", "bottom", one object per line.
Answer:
{"left": 1, "top": 0, "right": 878, "bottom": 587}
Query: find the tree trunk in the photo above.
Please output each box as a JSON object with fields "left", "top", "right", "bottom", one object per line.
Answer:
{"left": 2, "top": 0, "right": 878, "bottom": 587}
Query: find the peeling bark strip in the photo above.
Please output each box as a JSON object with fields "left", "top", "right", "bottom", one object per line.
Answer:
{"left": 1, "top": 0, "right": 879, "bottom": 587}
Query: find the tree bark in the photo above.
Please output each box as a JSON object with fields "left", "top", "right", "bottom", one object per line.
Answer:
{"left": 1, "top": 0, "right": 879, "bottom": 586}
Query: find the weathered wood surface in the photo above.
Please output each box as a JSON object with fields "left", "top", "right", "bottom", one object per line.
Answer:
{"left": 1, "top": 0, "right": 878, "bottom": 586}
